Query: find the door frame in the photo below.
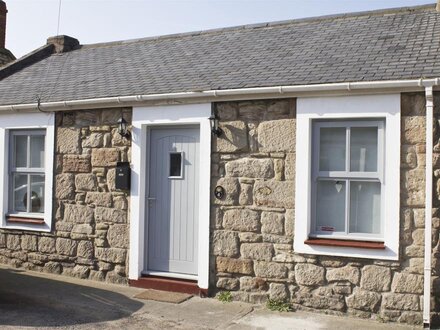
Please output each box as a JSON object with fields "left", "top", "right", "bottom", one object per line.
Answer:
{"left": 129, "top": 103, "right": 211, "bottom": 289}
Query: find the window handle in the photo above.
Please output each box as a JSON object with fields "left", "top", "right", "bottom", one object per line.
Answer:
{"left": 335, "top": 181, "right": 343, "bottom": 193}
{"left": 147, "top": 197, "right": 156, "bottom": 201}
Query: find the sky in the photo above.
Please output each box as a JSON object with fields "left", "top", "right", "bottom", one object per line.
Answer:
{"left": 5, "top": 0, "right": 436, "bottom": 58}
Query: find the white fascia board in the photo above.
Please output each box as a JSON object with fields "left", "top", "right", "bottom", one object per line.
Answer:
{"left": 0, "top": 78, "right": 438, "bottom": 113}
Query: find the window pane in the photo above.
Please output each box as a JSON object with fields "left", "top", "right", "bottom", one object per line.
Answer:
{"left": 349, "top": 181, "right": 381, "bottom": 234}
{"left": 30, "top": 175, "right": 45, "bottom": 213}
{"left": 14, "top": 135, "right": 27, "bottom": 168}
{"left": 319, "top": 127, "right": 346, "bottom": 171}
{"left": 30, "top": 135, "right": 45, "bottom": 168}
{"left": 13, "top": 174, "right": 28, "bottom": 212}
{"left": 169, "top": 153, "right": 182, "bottom": 177}
{"left": 350, "top": 127, "right": 378, "bottom": 172}
{"left": 316, "top": 180, "right": 346, "bottom": 232}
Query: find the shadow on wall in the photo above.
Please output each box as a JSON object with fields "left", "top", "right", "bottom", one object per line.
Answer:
{"left": 0, "top": 267, "right": 143, "bottom": 327}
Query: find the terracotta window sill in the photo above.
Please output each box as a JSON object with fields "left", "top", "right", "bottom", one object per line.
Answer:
{"left": 305, "top": 238, "right": 385, "bottom": 250}
{"left": 6, "top": 215, "right": 45, "bottom": 225}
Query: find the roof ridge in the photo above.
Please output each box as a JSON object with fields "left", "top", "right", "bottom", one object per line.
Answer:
{"left": 79, "top": 3, "right": 436, "bottom": 50}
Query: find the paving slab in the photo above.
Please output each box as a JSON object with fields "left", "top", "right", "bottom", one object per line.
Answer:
{"left": 0, "top": 265, "right": 418, "bottom": 329}
{"left": 227, "top": 308, "right": 418, "bottom": 330}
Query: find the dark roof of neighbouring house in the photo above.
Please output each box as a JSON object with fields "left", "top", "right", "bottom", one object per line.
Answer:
{"left": 0, "top": 4, "right": 439, "bottom": 106}
{"left": 0, "top": 48, "right": 15, "bottom": 67}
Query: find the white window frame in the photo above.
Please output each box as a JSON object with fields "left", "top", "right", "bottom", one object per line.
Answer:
{"left": 0, "top": 112, "right": 55, "bottom": 232}
{"left": 294, "top": 94, "right": 400, "bottom": 260}
{"left": 310, "top": 120, "right": 385, "bottom": 241}
{"left": 9, "top": 129, "right": 46, "bottom": 217}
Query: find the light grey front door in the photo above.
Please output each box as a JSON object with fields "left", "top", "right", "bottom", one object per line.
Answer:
{"left": 146, "top": 126, "right": 200, "bottom": 276}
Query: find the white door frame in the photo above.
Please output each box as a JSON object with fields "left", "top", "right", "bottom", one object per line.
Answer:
{"left": 129, "top": 103, "right": 211, "bottom": 289}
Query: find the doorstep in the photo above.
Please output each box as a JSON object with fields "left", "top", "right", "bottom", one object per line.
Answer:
{"left": 129, "top": 275, "right": 208, "bottom": 297}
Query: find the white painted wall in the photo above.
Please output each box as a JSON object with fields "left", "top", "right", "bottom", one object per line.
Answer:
{"left": 129, "top": 103, "right": 211, "bottom": 289}
{"left": 0, "top": 111, "right": 55, "bottom": 232}
{"left": 294, "top": 94, "right": 401, "bottom": 260}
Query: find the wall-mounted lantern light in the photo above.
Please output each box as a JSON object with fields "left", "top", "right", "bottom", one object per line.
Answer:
{"left": 209, "top": 114, "right": 223, "bottom": 137}
{"left": 117, "top": 116, "right": 130, "bottom": 138}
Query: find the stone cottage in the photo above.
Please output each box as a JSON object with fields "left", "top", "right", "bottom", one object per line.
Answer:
{"left": 0, "top": 3, "right": 439, "bottom": 328}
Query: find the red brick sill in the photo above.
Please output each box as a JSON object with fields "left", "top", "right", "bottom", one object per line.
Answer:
{"left": 305, "top": 238, "right": 385, "bottom": 250}
{"left": 130, "top": 276, "right": 208, "bottom": 297}
{"left": 6, "top": 216, "right": 45, "bottom": 225}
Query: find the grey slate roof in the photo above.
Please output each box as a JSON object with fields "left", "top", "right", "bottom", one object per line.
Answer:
{"left": 0, "top": 4, "right": 440, "bottom": 106}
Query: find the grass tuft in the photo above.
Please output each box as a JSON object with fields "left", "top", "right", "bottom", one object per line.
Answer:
{"left": 266, "top": 299, "right": 292, "bottom": 312}
{"left": 217, "top": 291, "right": 233, "bottom": 303}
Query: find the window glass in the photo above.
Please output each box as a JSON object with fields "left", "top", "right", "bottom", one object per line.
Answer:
{"left": 319, "top": 127, "right": 346, "bottom": 171}
{"left": 13, "top": 174, "right": 28, "bottom": 212}
{"left": 14, "top": 135, "right": 27, "bottom": 168}
{"left": 313, "top": 120, "right": 383, "bottom": 238}
{"left": 30, "top": 175, "right": 45, "bottom": 213}
{"left": 9, "top": 130, "right": 46, "bottom": 215}
{"left": 30, "top": 135, "right": 45, "bottom": 168}
{"left": 349, "top": 181, "right": 381, "bottom": 234}
{"left": 169, "top": 153, "right": 182, "bottom": 177}
{"left": 350, "top": 127, "right": 378, "bottom": 172}
{"left": 316, "top": 180, "right": 346, "bottom": 232}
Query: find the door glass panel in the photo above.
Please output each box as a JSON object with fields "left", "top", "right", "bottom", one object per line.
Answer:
{"left": 316, "top": 180, "right": 346, "bottom": 232}
{"left": 14, "top": 135, "right": 27, "bottom": 168}
{"left": 349, "top": 181, "right": 381, "bottom": 234}
{"left": 13, "top": 174, "right": 28, "bottom": 212}
{"left": 30, "top": 135, "right": 45, "bottom": 168}
{"left": 319, "top": 127, "right": 346, "bottom": 171}
{"left": 350, "top": 127, "right": 378, "bottom": 172}
{"left": 169, "top": 152, "right": 182, "bottom": 177}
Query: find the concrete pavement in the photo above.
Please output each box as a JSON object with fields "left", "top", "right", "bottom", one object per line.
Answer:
{"left": 0, "top": 265, "right": 418, "bottom": 329}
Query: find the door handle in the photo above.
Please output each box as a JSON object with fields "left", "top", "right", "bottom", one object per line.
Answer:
{"left": 147, "top": 197, "right": 156, "bottom": 207}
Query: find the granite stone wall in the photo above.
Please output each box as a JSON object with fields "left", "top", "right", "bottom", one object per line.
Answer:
{"left": 210, "top": 95, "right": 428, "bottom": 325}
{"left": 0, "top": 107, "right": 132, "bottom": 284}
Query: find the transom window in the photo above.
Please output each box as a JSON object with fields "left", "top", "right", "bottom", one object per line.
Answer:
{"left": 9, "top": 130, "right": 46, "bottom": 215}
{"left": 311, "top": 120, "right": 384, "bottom": 240}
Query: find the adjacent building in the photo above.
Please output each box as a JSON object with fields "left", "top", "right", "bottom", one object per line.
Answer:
{"left": 0, "top": 1, "right": 15, "bottom": 67}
